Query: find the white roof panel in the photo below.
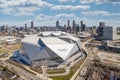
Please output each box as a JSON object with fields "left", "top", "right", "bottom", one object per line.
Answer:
{"left": 46, "top": 44, "right": 75, "bottom": 60}
{"left": 22, "top": 35, "right": 39, "bottom": 46}
{"left": 41, "top": 37, "right": 69, "bottom": 44}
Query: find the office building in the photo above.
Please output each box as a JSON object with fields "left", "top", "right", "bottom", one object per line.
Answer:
{"left": 103, "top": 26, "right": 120, "bottom": 40}
{"left": 81, "top": 21, "right": 85, "bottom": 31}
{"left": 56, "top": 20, "right": 59, "bottom": 28}
{"left": 98, "top": 22, "right": 105, "bottom": 37}
{"left": 100, "top": 22, "right": 105, "bottom": 27}
{"left": 73, "top": 20, "right": 76, "bottom": 33}
{"left": 67, "top": 20, "right": 70, "bottom": 28}
{"left": 31, "top": 21, "right": 34, "bottom": 29}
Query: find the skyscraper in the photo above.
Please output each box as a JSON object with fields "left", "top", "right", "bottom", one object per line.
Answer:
{"left": 73, "top": 20, "right": 75, "bottom": 32}
{"left": 25, "top": 23, "right": 27, "bottom": 28}
{"left": 100, "top": 22, "right": 105, "bottom": 27}
{"left": 31, "top": 21, "right": 34, "bottom": 29}
{"left": 81, "top": 21, "right": 83, "bottom": 27}
{"left": 56, "top": 20, "right": 59, "bottom": 28}
{"left": 67, "top": 20, "right": 70, "bottom": 28}
{"left": 81, "top": 21, "right": 85, "bottom": 31}
{"left": 98, "top": 22, "right": 105, "bottom": 37}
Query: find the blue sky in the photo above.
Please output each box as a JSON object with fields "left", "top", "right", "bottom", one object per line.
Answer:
{"left": 0, "top": 0, "right": 120, "bottom": 27}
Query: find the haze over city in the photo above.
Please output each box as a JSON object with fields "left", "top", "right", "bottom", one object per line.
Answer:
{"left": 0, "top": 0, "right": 120, "bottom": 27}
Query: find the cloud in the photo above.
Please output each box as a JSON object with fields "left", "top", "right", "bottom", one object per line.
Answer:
{"left": 80, "top": 17, "right": 120, "bottom": 27}
{"left": 35, "top": 13, "right": 78, "bottom": 26}
{"left": 80, "top": 0, "right": 120, "bottom": 4}
{"left": 1, "top": 8, "right": 14, "bottom": 14}
{"left": 0, "top": 0, "right": 54, "bottom": 16}
{"left": 0, "top": 0, "right": 53, "bottom": 8}
{"left": 51, "top": 5, "right": 90, "bottom": 10}
{"left": 35, "top": 13, "right": 120, "bottom": 26}
{"left": 0, "top": 6, "right": 40, "bottom": 16}
{"left": 81, "top": 11, "right": 120, "bottom": 16}
{"left": 27, "top": 0, "right": 54, "bottom": 7}
{"left": 14, "top": 6, "right": 40, "bottom": 16}
{"left": 0, "top": 13, "right": 119, "bottom": 27}
{"left": 59, "top": 0, "right": 76, "bottom": 2}
{"left": 55, "top": 13, "right": 76, "bottom": 18}
{"left": 35, "top": 13, "right": 76, "bottom": 21}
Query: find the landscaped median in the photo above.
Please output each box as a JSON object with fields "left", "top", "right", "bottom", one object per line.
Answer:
{"left": 6, "top": 60, "right": 36, "bottom": 75}
{"left": 49, "top": 57, "right": 86, "bottom": 80}
{"left": 47, "top": 68, "right": 66, "bottom": 74}
{"left": 29, "top": 66, "right": 43, "bottom": 74}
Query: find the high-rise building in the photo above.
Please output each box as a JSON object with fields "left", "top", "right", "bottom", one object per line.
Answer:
{"left": 73, "top": 20, "right": 76, "bottom": 32}
{"left": 98, "top": 22, "right": 105, "bottom": 37}
{"left": 82, "top": 24, "right": 86, "bottom": 31}
{"left": 103, "top": 26, "right": 119, "bottom": 40}
{"left": 67, "top": 20, "right": 70, "bottom": 28}
{"left": 67, "top": 20, "right": 72, "bottom": 32}
{"left": 100, "top": 22, "right": 105, "bottom": 27}
{"left": 25, "top": 24, "right": 27, "bottom": 28}
{"left": 31, "top": 21, "right": 34, "bottom": 29}
{"left": 56, "top": 20, "right": 59, "bottom": 28}
{"left": 81, "top": 21, "right": 83, "bottom": 27}
{"left": 76, "top": 24, "right": 79, "bottom": 33}
{"left": 81, "top": 21, "right": 85, "bottom": 31}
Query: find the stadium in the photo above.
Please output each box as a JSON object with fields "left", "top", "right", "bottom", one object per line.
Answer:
{"left": 10, "top": 31, "right": 84, "bottom": 67}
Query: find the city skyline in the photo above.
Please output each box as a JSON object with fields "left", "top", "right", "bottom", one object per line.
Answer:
{"left": 0, "top": 0, "right": 120, "bottom": 27}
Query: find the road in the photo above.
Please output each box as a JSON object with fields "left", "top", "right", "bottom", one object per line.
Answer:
{"left": 75, "top": 38, "right": 94, "bottom": 80}
{"left": 0, "top": 52, "right": 52, "bottom": 80}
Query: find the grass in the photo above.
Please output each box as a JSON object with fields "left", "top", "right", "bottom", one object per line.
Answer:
{"left": 50, "top": 57, "right": 86, "bottom": 80}
{"left": 104, "top": 59, "right": 120, "bottom": 64}
{"left": 29, "top": 67, "right": 43, "bottom": 74}
{"left": 0, "top": 43, "right": 21, "bottom": 53}
{"left": 47, "top": 68, "right": 66, "bottom": 74}
{"left": 6, "top": 60, "right": 36, "bottom": 75}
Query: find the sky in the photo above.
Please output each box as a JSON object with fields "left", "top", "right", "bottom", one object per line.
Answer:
{"left": 0, "top": 0, "right": 120, "bottom": 27}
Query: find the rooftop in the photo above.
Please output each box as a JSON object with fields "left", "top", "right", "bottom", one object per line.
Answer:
{"left": 40, "top": 37, "right": 69, "bottom": 44}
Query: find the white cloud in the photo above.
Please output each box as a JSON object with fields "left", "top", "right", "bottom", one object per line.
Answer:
{"left": 59, "top": 0, "right": 76, "bottom": 2}
{"left": 55, "top": 13, "right": 76, "bottom": 18}
{"left": 35, "top": 13, "right": 78, "bottom": 26}
{"left": 0, "top": 13, "right": 119, "bottom": 27}
{"left": 80, "top": 0, "right": 120, "bottom": 4}
{"left": 81, "top": 11, "right": 109, "bottom": 16}
{"left": 0, "top": 0, "right": 53, "bottom": 16}
{"left": 35, "top": 13, "right": 76, "bottom": 21}
{"left": 51, "top": 5, "right": 90, "bottom": 10}
{"left": 1, "top": 8, "right": 14, "bottom": 14}
{"left": 14, "top": 6, "right": 40, "bottom": 16}
{"left": 0, "top": 0, "right": 53, "bottom": 8}
{"left": 0, "top": 6, "right": 40, "bottom": 16}
{"left": 81, "top": 11, "right": 120, "bottom": 16}
{"left": 80, "top": 0, "right": 100, "bottom": 4}
{"left": 35, "top": 13, "right": 120, "bottom": 27}
{"left": 27, "top": 0, "right": 54, "bottom": 7}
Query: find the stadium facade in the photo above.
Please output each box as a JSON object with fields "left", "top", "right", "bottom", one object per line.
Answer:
{"left": 10, "top": 31, "right": 84, "bottom": 67}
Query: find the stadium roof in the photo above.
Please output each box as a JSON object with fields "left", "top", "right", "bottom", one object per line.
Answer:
{"left": 40, "top": 37, "right": 69, "bottom": 44}
{"left": 39, "top": 31, "right": 66, "bottom": 36}
{"left": 60, "top": 34, "right": 79, "bottom": 41}
{"left": 21, "top": 34, "right": 79, "bottom": 60}
{"left": 22, "top": 35, "right": 39, "bottom": 46}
